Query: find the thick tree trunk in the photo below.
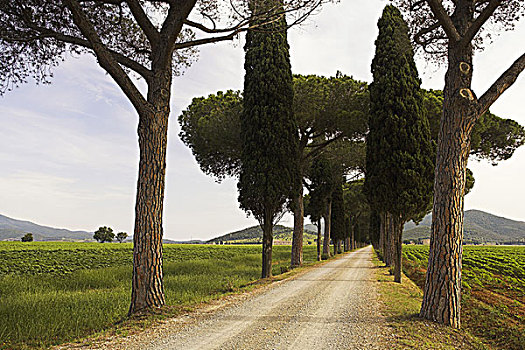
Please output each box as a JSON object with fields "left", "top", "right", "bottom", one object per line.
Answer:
{"left": 129, "top": 116, "right": 168, "bottom": 314}
{"left": 129, "top": 78, "right": 171, "bottom": 315}
{"left": 420, "top": 4, "right": 475, "bottom": 327}
{"left": 261, "top": 211, "right": 274, "bottom": 278}
{"left": 344, "top": 236, "right": 350, "bottom": 252}
{"left": 322, "top": 199, "right": 332, "bottom": 259}
{"left": 316, "top": 219, "right": 322, "bottom": 261}
{"left": 393, "top": 215, "right": 404, "bottom": 283}
{"left": 291, "top": 187, "right": 304, "bottom": 267}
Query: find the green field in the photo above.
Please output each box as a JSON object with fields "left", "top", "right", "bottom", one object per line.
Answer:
{"left": 403, "top": 245, "right": 525, "bottom": 350}
{"left": 0, "top": 242, "right": 319, "bottom": 349}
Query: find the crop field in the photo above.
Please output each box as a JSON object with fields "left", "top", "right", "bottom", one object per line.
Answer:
{"left": 403, "top": 245, "right": 525, "bottom": 350}
{"left": 0, "top": 242, "right": 319, "bottom": 349}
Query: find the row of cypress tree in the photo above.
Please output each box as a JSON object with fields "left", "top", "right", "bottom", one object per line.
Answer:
{"left": 365, "top": 5, "right": 434, "bottom": 283}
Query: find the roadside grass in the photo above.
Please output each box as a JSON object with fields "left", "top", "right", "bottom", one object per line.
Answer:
{"left": 0, "top": 243, "right": 327, "bottom": 349}
{"left": 373, "top": 254, "right": 489, "bottom": 350}
{"left": 402, "top": 245, "right": 525, "bottom": 350}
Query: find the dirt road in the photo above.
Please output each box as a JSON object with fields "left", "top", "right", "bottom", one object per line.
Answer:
{"left": 128, "top": 245, "right": 386, "bottom": 350}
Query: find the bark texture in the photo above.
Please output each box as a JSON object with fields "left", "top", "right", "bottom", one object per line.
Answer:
{"left": 129, "top": 78, "right": 171, "bottom": 313}
{"left": 420, "top": 2, "right": 474, "bottom": 328}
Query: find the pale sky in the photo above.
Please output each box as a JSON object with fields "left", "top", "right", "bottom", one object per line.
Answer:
{"left": 1, "top": 0, "right": 524, "bottom": 240}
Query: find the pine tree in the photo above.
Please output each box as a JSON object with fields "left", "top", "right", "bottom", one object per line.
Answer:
{"left": 365, "top": 5, "right": 434, "bottom": 283}
{"left": 238, "top": 0, "right": 299, "bottom": 278}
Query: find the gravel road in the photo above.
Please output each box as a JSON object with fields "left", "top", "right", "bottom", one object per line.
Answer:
{"left": 128, "top": 245, "right": 387, "bottom": 350}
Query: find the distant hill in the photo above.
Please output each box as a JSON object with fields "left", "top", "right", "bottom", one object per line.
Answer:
{"left": 208, "top": 224, "right": 318, "bottom": 244}
{"left": 403, "top": 209, "right": 525, "bottom": 244}
{"left": 0, "top": 214, "right": 93, "bottom": 241}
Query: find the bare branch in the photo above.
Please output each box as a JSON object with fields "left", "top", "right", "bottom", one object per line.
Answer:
{"left": 414, "top": 21, "right": 440, "bottom": 45}
{"left": 126, "top": 0, "right": 160, "bottom": 44}
{"left": 174, "top": 31, "right": 240, "bottom": 49}
{"left": 183, "top": 19, "right": 246, "bottom": 34}
{"left": 461, "top": 0, "right": 501, "bottom": 46}
{"left": 426, "top": 0, "right": 461, "bottom": 42}
{"left": 477, "top": 52, "right": 525, "bottom": 116}
{"left": 63, "top": 0, "right": 149, "bottom": 115}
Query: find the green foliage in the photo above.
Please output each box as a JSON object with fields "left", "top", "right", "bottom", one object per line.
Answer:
{"left": 306, "top": 153, "right": 338, "bottom": 219}
{"left": 178, "top": 90, "right": 242, "bottom": 181}
{"left": 0, "top": 242, "right": 318, "bottom": 349}
{"left": 423, "top": 89, "right": 525, "bottom": 164}
{"left": 93, "top": 226, "right": 114, "bottom": 243}
{"left": 116, "top": 232, "right": 128, "bottom": 243}
{"left": 344, "top": 179, "right": 371, "bottom": 243}
{"left": 178, "top": 74, "right": 369, "bottom": 184}
{"left": 238, "top": 8, "right": 299, "bottom": 223}
{"left": 20, "top": 233, "right": 33, "bottom": 242}
{"left": 365, "top": 5, "right": 434, "bottom": 222}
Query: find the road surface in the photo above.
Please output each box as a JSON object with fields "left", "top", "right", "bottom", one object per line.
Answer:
{"left": 133, "top": 245, "right": 387, "bottom": 350}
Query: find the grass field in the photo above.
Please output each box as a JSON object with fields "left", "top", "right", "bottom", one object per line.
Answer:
{"left": 0, "top": 242, "right": 319, "bottom": 349}
{"left": 403, "top": 245, "right": 525, "bottom": 350}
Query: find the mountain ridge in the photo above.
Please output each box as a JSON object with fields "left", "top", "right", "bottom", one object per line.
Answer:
{"left": 0, "top": 214, "right": 93, "bottom": 241}
{"left": 403, "top": 209, "right": 525, "bottom": 244}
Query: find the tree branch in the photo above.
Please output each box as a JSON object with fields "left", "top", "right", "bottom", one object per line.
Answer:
{"left": 126, "top": 0, "right": 160, "bottom": 44}
{"left": 414, "top": 21, "right": 440, "bottom": 45}
{"left": 183, "top": 19, "right": 246, "bottom": 34}
{"left": 63, "top": 0, "right": 149, "bottom": 115}
{"left": 461, "top": 0, "right": 501, "bottom": 46}
{"left": 426, "top": 0, "right": 461, "bottom": 42}
{"left": 156, "top": 0, "right": 196, "bottom": 69}
{"left": 174, "top": 31, "right": 240, "bottom": 50}
{"left": 477, "top": 52, "right": 525, "bottom": 116}
{"left": 20, "top": 26, "right": 152, "bottom": 80}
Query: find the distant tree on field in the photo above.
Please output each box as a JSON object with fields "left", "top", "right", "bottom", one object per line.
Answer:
{"left": 94, "top": 226, "right": 114, "bottom": 243}
{"left": 21, "top": 233, "right": 33, "bottom": 242}
{"left": 116, "top": 232, "right": 128, "bottom": 243}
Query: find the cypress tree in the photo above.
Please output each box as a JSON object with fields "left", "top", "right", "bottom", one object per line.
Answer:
{"left": 365, "top": 5, "right": 434, "bottom": 283}
{"left": 238, "top": 0, "right": 299, "bottom": 278}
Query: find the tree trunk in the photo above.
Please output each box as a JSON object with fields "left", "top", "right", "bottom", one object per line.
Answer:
{"left": 322, "top": 199, "right": 332, "bottom": 259}
{"left": 388, "top": 213, "right": 395, "bottom": 270}
{"left": 344, "top": 236, "right": 350, "bottom": 252}
{"left": 129, "top": 117, "right": 167, "bottom": 313}
{"left": 129, "top": 77, "right": 171, "bottom": 315}
{"left": 420, "top": 3, "right": 475, "bottom": 328}
{"left": 261, "top": 210, "right": 274, "bottom": 278}
{"left": 291, "top": 187, "right": 304, "bottom": 267}
{"left": 316, "top": 219, "right": 322, "bottom": 261}
{"left": 393, "top": 215, "right": 404, "bottom": 283}
{"left": 379, "top": 212, "right": 386, "bottom": 263}
{"left": 351, "top": 224, "right": 355, "bottom": 250}
{"left": 382, "top": 213, "right": 392, "bottom": 267}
